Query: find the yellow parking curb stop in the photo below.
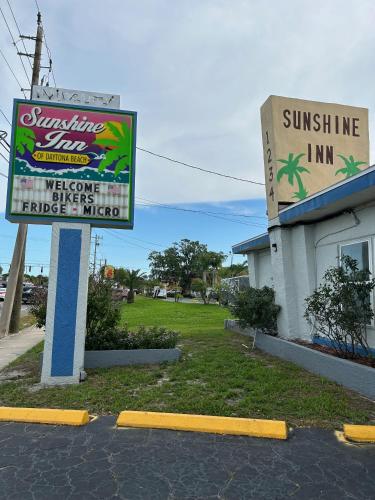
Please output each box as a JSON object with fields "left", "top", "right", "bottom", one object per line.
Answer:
{"left": 343, "top": 424, "right": 375, "bottom": 443}
{"left": 117, "top": 410, "right": 288, "bottom": 439}
{"left": 0, "top": 407, "right": 90, "bottom": 426}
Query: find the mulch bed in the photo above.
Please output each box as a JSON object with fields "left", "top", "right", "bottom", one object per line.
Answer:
{"left": 292, "top": 340, "right": 375, "bottom": 368}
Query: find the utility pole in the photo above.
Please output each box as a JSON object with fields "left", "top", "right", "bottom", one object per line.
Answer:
{"left": 0, "top": 13, "right": 43, "bottom": 337}
{"left": 92, "top": 234, "right": 102, "bottom": 276}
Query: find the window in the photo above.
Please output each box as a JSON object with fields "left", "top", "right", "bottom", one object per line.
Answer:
{"left": 340, "top": 239, "right": 373, "bottom": 326}
{"left": 340, "top": 240, "right": 369, "bottom": 272}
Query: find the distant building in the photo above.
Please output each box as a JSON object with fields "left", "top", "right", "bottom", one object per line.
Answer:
{"left": 232, "top": 165, "right": 375, "bottom": 349}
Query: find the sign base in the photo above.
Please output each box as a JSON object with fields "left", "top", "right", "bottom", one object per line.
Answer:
{"left": 41, "top": 222, "right": 90, "bottom": 385}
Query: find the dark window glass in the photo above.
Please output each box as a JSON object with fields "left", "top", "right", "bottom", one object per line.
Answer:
{"left": 341, "top": 241, "right": 369, "bottom": 272}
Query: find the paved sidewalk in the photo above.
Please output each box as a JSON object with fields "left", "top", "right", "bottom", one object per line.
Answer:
{"left": 0, "top": 416, "right": 374, "bottom": 499}
{"left": 0, "top": 325, "right": 44, "bottom": 370}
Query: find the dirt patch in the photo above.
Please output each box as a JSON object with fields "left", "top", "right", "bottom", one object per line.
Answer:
{"left": 0, "top": 369, "right": 29, "bottom": 382}
{"left": 293, "top": 340, "right": 375, "bottom": 368}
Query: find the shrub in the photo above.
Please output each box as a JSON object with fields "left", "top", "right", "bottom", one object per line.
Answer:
{"left": 305, "top": 255, "right": 375, "bottom": 359}
{"left": 30, "top": 287, "right": 48, "bottom": 328}
{"left": 29, "top": 277, "right": 121, "bottom": 341}
{"left": 85, "top": 277, "right": 121, "bottom": 344}
{"left": 85, "top": 325, "right": 179, "bottom": 351}
{"left": 229, "top": 286, "right": 280, "bottom": 335}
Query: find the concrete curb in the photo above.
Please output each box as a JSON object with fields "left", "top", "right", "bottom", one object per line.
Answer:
{"left": 84, "top": 348, "right": 182, "bottom": 368}
{"left": 224, "top": 319, "right": 375, "bottom": 400}
{"left": 116, "top": 411, "right": 288, "bottom": 440}
{"left": 344, "top": 424, "right": 375, "bottom": 443}
{"left": 0, "top": 407, "right": 89, "bottom": 426}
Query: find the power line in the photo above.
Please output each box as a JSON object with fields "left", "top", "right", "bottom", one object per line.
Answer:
{"left": 0, "top": 108, "right": 11, "bottom": 126}
{"left": 0, "top": 5, "right": 31, "bottom": 86}
{"left": 0, "top": 47, "right": 27, "bottom": 98}
{"left": 6, "top": 0, "right": 33, "bottom": 71}
{"left": 103, "top": 229, "right": 156, "bottom": 251}
{"left": 136, "top": 146, "right": 265, "bottom": 185}
{"left": 135, "top": 197, "right": 266, "bottom": 228}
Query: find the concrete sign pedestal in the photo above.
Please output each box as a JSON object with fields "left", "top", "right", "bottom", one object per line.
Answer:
{"left": 41, "top": 223, "right": 90, "bottom": 385}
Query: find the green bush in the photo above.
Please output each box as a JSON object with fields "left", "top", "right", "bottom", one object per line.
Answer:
{"left": 30, "top": 287, "right": 48, "bottom": 328}
{"left": 305, "top": 255, "right": 375, "bottom": 359}
{"left": 29, "top": 277, "right": 179, "bottom": 351}
{"left": 229, "top": 286, "right": 280, "bottom": 335}
{"left": 85, "top": 325, "right": 179, "bottom": 351}
{"left": 85, "top": 277, "right": 121, "bottom": 340}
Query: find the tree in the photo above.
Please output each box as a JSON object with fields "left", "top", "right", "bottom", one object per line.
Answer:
{"left": 94, "top": 121, "right": 132, "bottom": 176}
{"left": 124, "top": 269, "right": 146, "bottom": 303}
{"left": 149, "top": 239, "right": 225, "bottom": 295}
{"left": 277, "top": 152, "right": 310, "bottom": 200}
{"left": 191, "top": 278, "right": 210, "bottom": 304}
{"left": 219, "top": 262, "right": 248, "bottom": 279}
{"left": 0, "top": 265, "right": 3, "bottom": 277}
{"left": 114, "top": 267, "right": 128, "bottom": 286}
{"left": 305, "top": 256, "right": 375, "bottom": 359}
{"left": 336, "top": 154, "right": 367, "bottom": 178}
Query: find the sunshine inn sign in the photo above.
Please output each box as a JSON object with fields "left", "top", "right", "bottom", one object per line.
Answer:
{"left": 6, "top": 99, "right": 137, "bottom": 228}
{"left": 261, "top": 96, "right": 369, "bottom": 219}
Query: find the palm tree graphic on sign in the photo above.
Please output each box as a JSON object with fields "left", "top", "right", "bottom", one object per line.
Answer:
{"left": 335, "top": 154, "right": 367, "bottom": 178}
{"left": 277, "top": 153, "right": 310, "bottom": 200}
{"left": 93, "top": 121, "right": 132, "bottom": 177}
{"left": 16, "top": 127, "right": 35, "bottom": 154}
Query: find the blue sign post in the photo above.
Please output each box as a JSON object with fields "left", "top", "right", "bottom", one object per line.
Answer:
{"left": 41, "top": 223, "right": 90, "bottom": 384}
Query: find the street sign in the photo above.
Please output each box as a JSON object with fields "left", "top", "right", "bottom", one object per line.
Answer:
{"left": 31, "top": 85, "right": 120, "bottom": 109}
{"left": 261, "top": 96, "right": 369, "bottom": 219}
{"left": 104, "top": 265, "right": 115, "bottom": 279}
{"left": 6, "top": 99, "right": 137, "bottom": 228}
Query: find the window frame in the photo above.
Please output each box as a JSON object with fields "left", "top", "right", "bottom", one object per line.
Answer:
{"left": 338, "top": 238, "right": 373, "bottom": 328}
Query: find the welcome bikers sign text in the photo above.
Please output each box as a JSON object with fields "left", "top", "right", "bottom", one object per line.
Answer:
{"left": 6, "top": 99, "right": 137, "bottom": 228}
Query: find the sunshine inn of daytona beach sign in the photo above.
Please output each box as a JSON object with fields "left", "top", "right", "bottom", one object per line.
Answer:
{"left": 6, "top": 99, "right": 137, "bottom": 228}
{"left": 261, "top": 96, "right": 369, "bottom": 219}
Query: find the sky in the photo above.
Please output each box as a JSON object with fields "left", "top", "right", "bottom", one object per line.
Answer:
{"left": 0, "top": 0, "right": 374, "bottom": 274}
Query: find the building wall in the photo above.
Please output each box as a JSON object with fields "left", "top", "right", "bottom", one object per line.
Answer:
{"left": 246, "top": 203, "right": 375, "bottom": 347}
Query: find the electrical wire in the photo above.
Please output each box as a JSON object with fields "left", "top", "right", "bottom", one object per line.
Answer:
{"left": 0, "top": 48, "right": 27, "bottom": 98}
{"left": 6, "top": 0, "right": 33, "bottom": 71}
{"left": 0, "top": 108, "right": 11, "bottom": 126}
{"left": 136, "top": 196, "right": 266, "bottom": 220}
{"left": 103, "top": 229, "right": 156, "bottom": 251}
{"left": 136, "top": 146, "right": 265, "bottom": 185}
{"left": 135, "top": 197, "right": 266, "bottom": 228}
{"left": 0, "top": 5, "right": 31, "bottom": 86}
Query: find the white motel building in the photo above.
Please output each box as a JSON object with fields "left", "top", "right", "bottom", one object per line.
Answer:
{"left": 232, "top": 165, "right": 375, "bottom": 350}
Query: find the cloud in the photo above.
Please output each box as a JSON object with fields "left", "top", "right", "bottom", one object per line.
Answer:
{"left": 1, "top": 0, "right": 374, "bottom": 211}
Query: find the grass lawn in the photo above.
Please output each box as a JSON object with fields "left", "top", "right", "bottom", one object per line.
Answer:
{"left": 0, "top": 296, "right": 374, "bottom": 429}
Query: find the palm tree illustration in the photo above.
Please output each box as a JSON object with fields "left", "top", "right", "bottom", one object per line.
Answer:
{"left": 335, "top": 154, "right": 367, "bottom": 178}
{"left": 93, "top": 121, "right": 132, "bottom": 177}
{"left": 16, "top": 127, "right": 35, "bottom": 155}
{"left": 277, "top": 153, "right": 310, "bottom": 200}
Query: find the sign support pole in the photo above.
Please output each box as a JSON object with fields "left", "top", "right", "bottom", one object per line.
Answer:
{"left": 41, "top": 223, "right": 91, "bottom": 385}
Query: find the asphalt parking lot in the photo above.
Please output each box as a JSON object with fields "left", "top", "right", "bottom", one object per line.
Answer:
{"left": 0, "top": 416, "right": 374, "bottom": 499}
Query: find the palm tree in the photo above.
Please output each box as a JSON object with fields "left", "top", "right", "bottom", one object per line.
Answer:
{"left": 16, "top": 127, "right": 35, "bottom": 155}
{"left": 277, "top": 153, "right": 310, "bottom": 201}
{"left": 124, "top": 269, "right": 146, "bottom": 304}
{"left": 94, "top": 121, "right": 132, "bottom": 177}
{"left": 336, "top": 154, "right": 367, "bottom": 178}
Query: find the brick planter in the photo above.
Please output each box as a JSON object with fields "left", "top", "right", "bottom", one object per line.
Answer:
{"left": 224, "top": 319, "right": 375, "bottom": 400}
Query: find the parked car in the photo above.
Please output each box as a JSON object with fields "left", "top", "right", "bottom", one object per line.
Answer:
{"left": 22, "top": 286, "right": 35, "bottom": 304}
{"left": 111, "top": 287, "right": 128, "bottom": 301}
{"left": 0, "top": 287, "right": 6, "bottom": 301}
